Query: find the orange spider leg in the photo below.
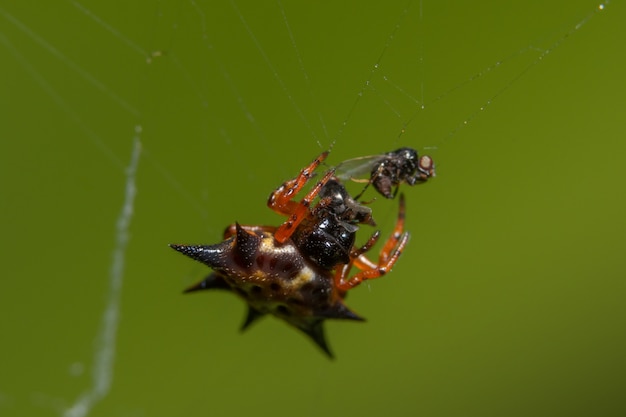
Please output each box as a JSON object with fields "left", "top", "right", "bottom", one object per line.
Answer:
{"left": 350, "top": 193, "right": 406, "bottom": 270}
{"left": 378, "top": 193, "right": 406, "bottom": 263}
{"left": 352, "top": 254, "right": 377, "bottom": 271}
{"left": 274, "top": 167, "right": 336, "bottom": 243}
{"left": 337, "top": 233, "right": 409, "bottom": 291}
{"left": 335, "top": 194, "right": 410, "bottom": 291}
{"left": 333, "top": 230, "right": 381, "bottom": 290}
{"left": 267, "top": 151, "right": 329, "bottom": 217}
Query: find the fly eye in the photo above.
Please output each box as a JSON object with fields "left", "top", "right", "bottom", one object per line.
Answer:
{"left": 418, "top": 155, "right": 432, "bottom": 169}
{"left": 418, "top": 155, "right": 435, "bottom": 178}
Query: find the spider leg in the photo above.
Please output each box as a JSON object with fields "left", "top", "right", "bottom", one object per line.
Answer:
{"left": 274, "top": 167, "right": 336, "bottom": 243}
{"left": 378, "top": 193, "right": 406, "bottom": 263}
{"left": 353, "top": 230, "right": 381, "bottom": 258}
{"left": 267, "top": 151, "right": 329, "bottom": 217}
{"left": 335, "top": 194, "right": 409, "bottom": 291}
{"left": 333, "top": 230, "right": 380, "bottom": 289}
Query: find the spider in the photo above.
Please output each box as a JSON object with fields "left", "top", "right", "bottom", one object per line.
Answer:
{"left": 335, "top": 147, "right": 435, "bottom": 199}
{"left": 170, "top": 151, "right": 411, "bottom": 357}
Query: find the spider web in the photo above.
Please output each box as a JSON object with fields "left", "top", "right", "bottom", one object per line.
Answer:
{"left": 1, "top": 1, "right": 625, "bottom": 417}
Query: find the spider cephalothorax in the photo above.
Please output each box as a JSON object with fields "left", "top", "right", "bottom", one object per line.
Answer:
{"left": 290, "top": 178, "right": 375, "bottom": 270}
{"left": 171, "top": 151, "right": 414, "bottom": 357}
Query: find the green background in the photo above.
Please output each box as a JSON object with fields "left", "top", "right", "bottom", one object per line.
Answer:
{"left": 2, "top": 1, "right": 625, "bottom": 416}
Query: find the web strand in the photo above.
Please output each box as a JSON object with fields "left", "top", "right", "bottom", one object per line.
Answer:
{"left": 0, "top": 31, "right": 123, "bottom": 168}
{"left": 278, "top": 0, "right": 329, "bottom": 148}
{"left": 331, "top": 0, "right": 413, "bottom": 147}
{"left": 0, "top": 7, "right": 140, "bottom": 117}
{"left": 230, "top": 0, "right": 320, "bottom": 145}
{"left": 397, "top": 1, "right": 609, "bottom": 146}
{"left": 63, "top": 130, "right": 142, "bottom": 417}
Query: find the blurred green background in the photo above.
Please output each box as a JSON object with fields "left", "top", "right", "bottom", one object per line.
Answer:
{"left": 2, "top": 1, "right": 625, "bottom": 416}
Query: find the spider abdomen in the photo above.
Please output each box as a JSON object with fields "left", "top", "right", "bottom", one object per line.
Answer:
{"left": 171, "top": 222, "right": 363, "bottom": 357}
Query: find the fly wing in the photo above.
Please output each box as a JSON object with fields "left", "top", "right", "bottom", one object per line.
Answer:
{"left": 334, "top": 154, "right": 386, "bottom": 182}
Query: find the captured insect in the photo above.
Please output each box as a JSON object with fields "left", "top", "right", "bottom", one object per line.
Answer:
{"left": 335, "top": 147, "right": 435, "bottom": 199}
{"left": 171, "top": 150, "right": 434, "bottom": 357}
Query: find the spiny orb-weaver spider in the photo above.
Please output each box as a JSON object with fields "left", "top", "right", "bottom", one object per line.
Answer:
{"left": 170, "top": 149, "right": 434, "bottom": 357}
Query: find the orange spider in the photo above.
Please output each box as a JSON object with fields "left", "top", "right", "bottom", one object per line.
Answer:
{"left": 171, "top": 151, "right": 414, "bottom": 357}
